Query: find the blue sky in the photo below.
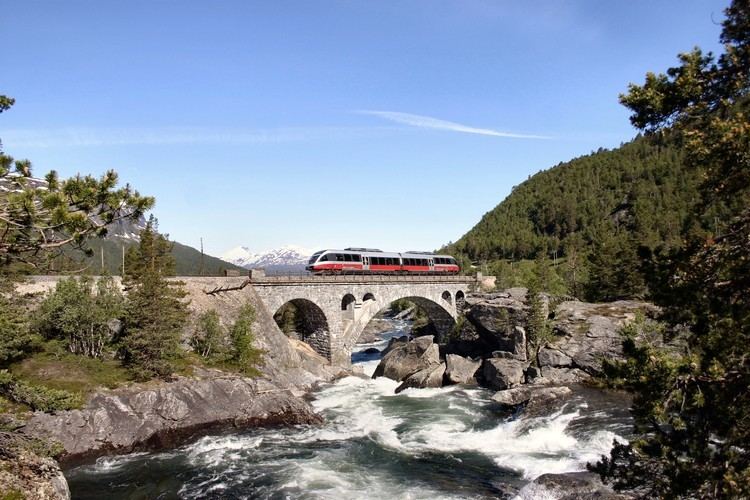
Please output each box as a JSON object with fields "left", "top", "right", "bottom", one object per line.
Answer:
{"left": 2, "top": 0, "right": 728, "bottom": 257}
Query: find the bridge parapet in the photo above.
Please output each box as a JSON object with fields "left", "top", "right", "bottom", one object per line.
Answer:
{"left": 250, "top": 274, "right": 478, "bottom": 285}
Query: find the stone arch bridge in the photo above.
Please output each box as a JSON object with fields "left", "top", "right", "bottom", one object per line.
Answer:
{"left": 251, "top": 275, "right": 476, "bottom": 366}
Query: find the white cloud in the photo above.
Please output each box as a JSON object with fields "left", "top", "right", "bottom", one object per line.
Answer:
{"left": 357, "top": 110, "right": 550, "bottom": 139}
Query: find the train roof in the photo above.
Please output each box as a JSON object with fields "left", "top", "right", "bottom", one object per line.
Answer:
{"left": 313, "top": 249, "right": 456, "bottom": 259}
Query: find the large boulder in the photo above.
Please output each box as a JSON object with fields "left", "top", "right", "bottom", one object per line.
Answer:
{"left": 444, "top": 354, "right": 481, "bottom": 385}
{"left": 372, "top": 336, "right": 440, "bottom": 382}
{"left": 537, "top": 347, "right": 573, "bottom": 367}
{"left": 481, "top": 358, "right": 527, "bottom": 390}
{"left": 491, "top": 386, "right": 572, "bottom": 416}
{"left": 395, "top": 364, "right": 446, "bottom": 393}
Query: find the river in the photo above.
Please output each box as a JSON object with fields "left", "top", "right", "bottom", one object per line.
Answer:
{"left": 65, "top": 320, "right": 632, "bottom": 499}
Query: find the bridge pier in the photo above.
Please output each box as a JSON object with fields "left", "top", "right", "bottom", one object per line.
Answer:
{"left": 251, "top": 275, "right": 475, "bottom": 367}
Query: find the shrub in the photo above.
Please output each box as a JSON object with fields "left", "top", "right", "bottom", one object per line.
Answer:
{"left": 35, "top": 276, "right": 124, "bottom": 358}
{"left": 228, "top": 304, "right": 263, "bottom": 376}
{"left": 191, "top": 310, "right": 224, "bottom": 358}
{"left": 0, "top": 371, "right": 81, "bottom": 412}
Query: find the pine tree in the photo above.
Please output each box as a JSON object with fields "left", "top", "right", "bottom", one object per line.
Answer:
{"left": 593, "top": 2, "right": 750, "bottom": 496}
{"left": 525, "top": 282, "right": 552, "bottom": 363}
{"left": 120, "top": 217, "right": 188, "bottom": 380}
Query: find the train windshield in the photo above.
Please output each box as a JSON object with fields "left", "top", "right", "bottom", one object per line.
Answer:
{"left": 308, "top": 252, "right": 323, "bottom": 264}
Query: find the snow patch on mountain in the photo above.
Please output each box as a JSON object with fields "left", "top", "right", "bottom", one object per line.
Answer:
{"left": 220, "top": 244, "right": 313, "bottom": 269}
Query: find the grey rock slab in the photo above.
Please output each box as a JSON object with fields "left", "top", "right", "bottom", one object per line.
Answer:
{"left": 395, "top": 364, "right": 447, "bottom": 393}
{"left": 444, "top": 354, "right": 481, "bottom": 385}
{"left": 23, "top": 370, "right": 322, "bottom": 463}
{"left": 491, "top": 386, "right": 572, "bottom": 416}
{"left": 525, "top": 472, "right": 633, "bottom": 499}
{"left": 481, "top": 358, "right": 527, "bottom": 390}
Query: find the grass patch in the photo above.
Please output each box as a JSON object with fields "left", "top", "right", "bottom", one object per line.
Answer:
{"left": 10, "top": 341, "right": 132, "bottom": 398}
{"left": 0, "top": 489, "right": 26, "bottom": 500}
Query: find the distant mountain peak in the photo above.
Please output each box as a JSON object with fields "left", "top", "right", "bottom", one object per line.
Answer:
{"left": 220, "top": 244, "right": 312, "bottom": 269}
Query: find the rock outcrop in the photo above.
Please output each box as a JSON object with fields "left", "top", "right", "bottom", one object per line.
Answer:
{"left": 543, "top": 300, "right": 660, "bottom": 378}
{"left": 367, "top": 290, "right": 669, "bottom": 410}
{"left": 372, "top": 335, "right": 440, "bottom": 382}
{"left": 0, "top": 432, "right": 70, "bottom": 500}
{"left": 448, "top": 289, "right": 530, "bottom": 359}
{"left": 520, "top": 471, "right": 631, "bottom": 499}
{"left": 448, "top": 292, "right": 662, "bottom": 387}
{"left": 22, "top": 368, "right": 322, "bottom": 464}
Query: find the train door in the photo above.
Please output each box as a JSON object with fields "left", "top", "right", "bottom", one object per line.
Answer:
{"left": 428, "top": 258, "right": 434, "bottom": 272}
{"left": 363, "top": 256, "right": 370, "bottom": 272}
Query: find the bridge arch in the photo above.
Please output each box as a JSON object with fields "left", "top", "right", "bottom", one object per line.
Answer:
{"left": 272, "top": 298, "right": 332, "bottom": 360}
{"left": 347, "top": 293, "right": 456, "bottom": 352}
{"left": 441, "top": 290, "right": 452, "bottom": 304}
{"left": 363, "top": 292, "right": 375, "bottom": 302}
{"left": 341, "top": 293, "right": 356, "bottom": 311}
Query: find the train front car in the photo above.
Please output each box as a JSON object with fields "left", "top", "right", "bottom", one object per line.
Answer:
{"left": 431, "top": 254, "right": 461, "bottom": 274}
{"left": 306, "top": 249, "right": 365, "bottom": 274}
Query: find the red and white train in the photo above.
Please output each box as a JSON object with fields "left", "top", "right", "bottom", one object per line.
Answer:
{"left": 306, "top": 248, "right": 460, "bottom": 275}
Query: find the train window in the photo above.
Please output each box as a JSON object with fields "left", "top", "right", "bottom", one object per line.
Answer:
{"left": 344, "top": 254, "right": 351, "bottom": 262}
{"left": 320, "top": 254, "right": 329, "bottom": 261}
{"left": 352, "top": 254, "right": 361, "bottom": 261}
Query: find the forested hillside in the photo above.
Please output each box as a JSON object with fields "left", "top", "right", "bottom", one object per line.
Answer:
{"left": 447, "top": 136, "right": 695, "bottom": 261}
{"left": 443, "top": 135, "right": 705, "bottom": 299}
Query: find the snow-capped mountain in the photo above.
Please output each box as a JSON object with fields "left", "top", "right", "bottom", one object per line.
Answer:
{"left": 221, "top": 244, "right": 312, "bottom": 270}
